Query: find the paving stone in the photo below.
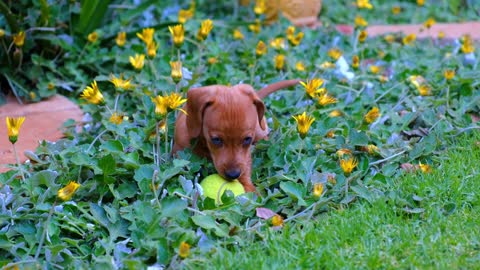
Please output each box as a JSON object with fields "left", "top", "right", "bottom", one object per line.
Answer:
{"left": 335, "top": 22, "right": 480, "bottom": 39}
{"left": 0, "top": 95, "right": 83, "bottom": 172}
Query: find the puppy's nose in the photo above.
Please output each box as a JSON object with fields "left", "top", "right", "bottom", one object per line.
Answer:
{"left": 224, "top": 169, "right": 241, "bottom": 180}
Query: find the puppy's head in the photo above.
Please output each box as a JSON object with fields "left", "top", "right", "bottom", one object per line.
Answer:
{"left": 186, "top": 84, "right": 267, "bottom": 180}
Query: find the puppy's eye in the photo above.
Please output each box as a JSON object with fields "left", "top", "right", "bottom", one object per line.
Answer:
{"left": 242, "top": 136, "right": 253, "bottom": 146}
{"left": 211, "top": 137, "right": 223, "bottom": 146}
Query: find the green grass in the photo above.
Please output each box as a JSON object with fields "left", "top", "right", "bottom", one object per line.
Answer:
{"left": 185, "top": 132, "right": 480, "bottom": 269}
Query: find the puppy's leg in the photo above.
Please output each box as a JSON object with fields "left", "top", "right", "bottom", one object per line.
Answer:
{"left": 238, "top": 156, "right": 256, "bottom": 192}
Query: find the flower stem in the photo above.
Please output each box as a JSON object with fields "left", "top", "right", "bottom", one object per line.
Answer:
{"left": 446, "top": 85, "right": 450, "bottom": 110}
{"left": 164, "top": 114, "right": 169, "bottom": 162}
{"left": 250, "top": 58, "right": 257, "bottom": 85}
{"left": 12, "top": 143, "right": 25, "bottom": 181}
{"left": 86, "top": 129, "right": 108, "bottom": 153}
{"left": 34, "top": 199, "right": 57, "bottom": 259}
{"left": 156, "top": 121, "right": 161, "bottom": 166}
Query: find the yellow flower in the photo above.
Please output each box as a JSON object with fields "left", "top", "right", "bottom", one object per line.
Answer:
{"left": 129, "top": 54, "right": 145, "bottom": 70}
{"left": 328, "top": 48, "right": 342, "bottom": 61}
{"left": 13, "top": 31, "right": 26, "bottom": 47}
{"left": 109, "top": 74, "right": 133, "bottom": 91}
{"left": 152, "top": 92, "right": 187, "bottom": 116}
{"left": 274, "top": 54, "right": 285, "bottom": 70}
{"left": 336, "top": 148, "right": 352, "bottom": 157}
{"left": 402, "top": 33, "right": 416, "bottom": 46}
{"left": 80, "top": 80, "right": 104, "bottom": 105}
{"left": 288, "top": 32, "right": 304, "bottom": 47}
{"left": 352, "top": 55, "right": 360, "bottom": 69}
{"left": 357, "top": 0, "right": 373, "bottom": 9}
{"left": 417, "top": 0, "right": 424, "bottom": 6}
{"left": 418, "top": 162, "right": 432, "bottom": 173}
{"left": 197, "top": 19, "right": 213, "bottom": 41}
{"left": 178, "top": 2, "right": 195, "bottom": 23}
{"left": 286, "top": 26, "right": 296, "bottom": 38}
{"left": 354, "top": 15, "right": 368, "bottom": 27}
{"left": 358, "top": 30, "right": 368, "bottom": 43}
{"left": 270, "top": 37, "right": 286, "bottom": 50}
{"left": 378, "top": 75, "right": 389, "bottom": 83}
{"left": 418, "top": 84, "right": 431, "bottom": 96}
{"left": 408, "top": 75, "right": 425, "bottom": 89}
{"left": 48, "top": 82, "right": 55, "bottom": 90}
{"left": 271, "top": 214, "right": 284, "bottom": 227}
{"left": 300, "top": 78, "right": 325, "bottom": 98}
{"left": 178, "top": 242, "right": 190, "bottom": 258}
{"left": 292, "top": 112, "right": 315, "bottom": 139}
{"left": 254, "top": 0, "right": 266, "bottom": 15}
{"left": 137, "top": 28, "right": 154, "bottom": 45}
{"left": 29, "top": 91, "right": 36, "bottom": 100}
{"left": 256, "top": 40, "right": 267, "bottom": 57}
{"left": 58, "top": 181, "right": 81, "bottom": 201}
{"left": 233, "top": 28, "right": 244, "bottom": 40}
{"left": 178, "top": 9, "right": 189, "bottom": 24}
{"left": 369, "top": 65, "right": 380, "bottom": 74}
{"left": 461, "top": 35, "right": 475, "bottom": 54}
{"left": 444, "top": 69, "right": 455, "bottom": 80}
{"left": 318, "top": 93, "right": 337, "bottom": 106}
{"left": 109, "top": 112, "right": 124, "bottom": 125}
{"left": 364, "top": 107, "right": 380, "bottom": 123}
{"left": 249, "top": 19, "right": 261, "bottom": 34}
{"left": 384, "top": 34, "right": 395, "bottom": 44}
{"left": 320, "top": 61, "right": 336, "bottom": 69}
{"left": 169, "top": 24, "right": 185, "bottom": 48}
{"left": 364, "top": 144, "right": 379, "bottom": 155}
{"left": 326, "top": 130, "right": 335, "bottom": 138}
{"left": 313, "top": 183, "right": 324, "bottom": 197}
{"left": 208, "top": 57, "right": 218, "bottom": 64}
{"left": 391, "top": 6, "right": 401, "bottom": 15}
{"left": 170, "top": 61, "right": 183, "bottom": 83}
{"left": 87, "top": 31, "right": 98, "bottom": 43}
{"left": 377, "top": 50, "right": 385, "bottom": 58}
{"left": 0, "top": 29, "right": 5, "bottom": 38}
{"left": 329, "top": 110, "right": 343, "bottom": 117}
{"left": 5, "top": 116, "right": 25, "bottom": 144}
{"left": 438, "top": 31, "right": 445, "bottom": 39}
{"left": 295, "top": 61, "right": 306, "bottom": 72}
{"left": 340, "top": 157, "right": 358, "bottom": 175}
{"left": 147, "top": 41, "right": 158, "bottom": 58}
{"left": 285, "top": 26, "right": 303, "bottom": 46}
{"left": 424, "top": 18, "right": 436, "bottom": 29}
{"left": 115, "top": 32, "right": 126, "bottom": 47}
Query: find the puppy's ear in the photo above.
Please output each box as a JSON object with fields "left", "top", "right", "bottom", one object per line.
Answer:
{"left": 236, "top": 84, "right": 268, "bottom": 140}
{"left": 185, "top": 86, "right": 217, "bottom": 138}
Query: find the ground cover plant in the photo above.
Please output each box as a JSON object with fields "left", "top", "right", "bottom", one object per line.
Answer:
{"left": 1, "top": 0, "right": 479, "bottom": 268}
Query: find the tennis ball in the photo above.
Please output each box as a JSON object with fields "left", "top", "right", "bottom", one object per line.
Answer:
{"left": 200, "top": 174, "right": 245, "bottom": 204}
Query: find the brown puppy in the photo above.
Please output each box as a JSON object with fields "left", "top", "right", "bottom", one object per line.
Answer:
{"left": 173, "top": 80, "right": 299, "bottom": 192}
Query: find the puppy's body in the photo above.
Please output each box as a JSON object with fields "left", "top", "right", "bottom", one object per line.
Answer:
{"left": 173, "top": 80, "right": 299, "bottom": 192}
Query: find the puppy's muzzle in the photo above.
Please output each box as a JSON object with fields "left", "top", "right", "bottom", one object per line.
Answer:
{"left": 224, "top": 169, "right": 241, "bottom": 180}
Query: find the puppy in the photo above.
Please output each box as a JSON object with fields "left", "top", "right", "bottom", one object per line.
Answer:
{"left": 173, "top": 80, "right": 299, "bottom": 192}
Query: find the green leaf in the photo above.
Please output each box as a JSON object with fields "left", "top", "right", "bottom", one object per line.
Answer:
{"left": 191, "top": 215, "right": 229, "bottom": 237}
{"left": 280, "top": 181, "right": 307, "bottom": 206}
{"left": 98, "top": 154, "right": 116, "bottom": 175}
{"left": 351, "top": 185, "right": 372, "bottom": 203}
{"left": 161, "top": 197, "right": 188, "bottom": 218}
{"left": 348, "top": 129, "right": 369, "bottom": 146}
{"left": 100, "top": 140, "right": 124, "bottom": 152}
{"left": 76, "top": 0, "right": 112, "bottom": 35}
{"left": 134, "top": 165, "right": 155, "bottom": 182}
{"left": 89, "top": 203, "right": 110, "bottom": 228}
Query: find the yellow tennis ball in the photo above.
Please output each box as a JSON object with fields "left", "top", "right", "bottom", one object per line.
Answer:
{"left": 200, "top": 174, "right": 245, "bottom": 204}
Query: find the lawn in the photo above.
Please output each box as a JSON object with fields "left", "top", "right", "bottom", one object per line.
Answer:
{"left": 1, "top": 0, "right": 479, "bottom": 269}
{"left": 188, "top": 132, "right": 480, "bottom": 269}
